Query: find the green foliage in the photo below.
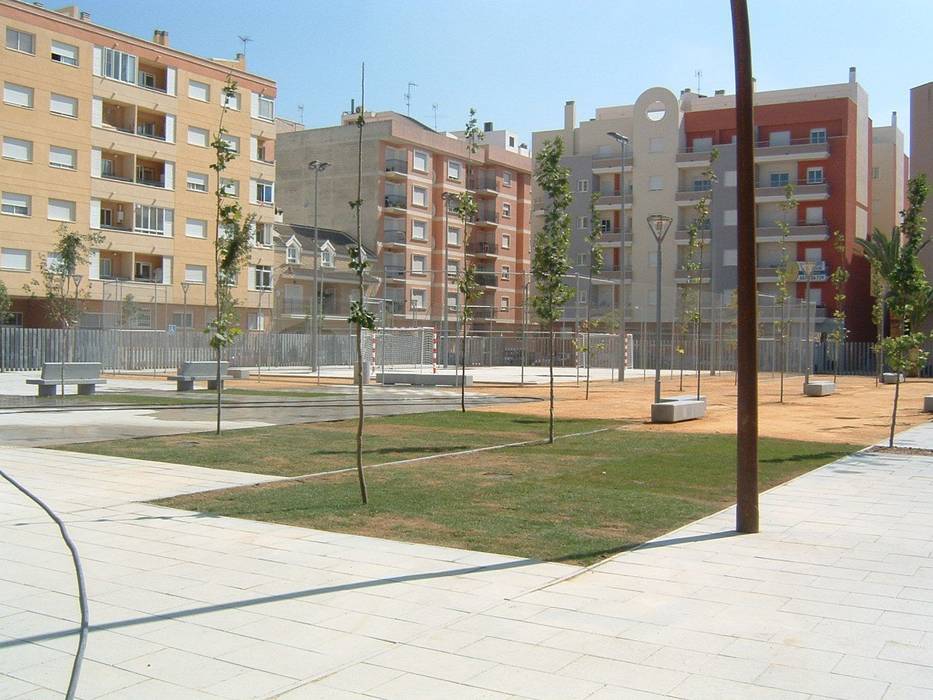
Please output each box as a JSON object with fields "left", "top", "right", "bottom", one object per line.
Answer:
{"left": 884, "top": 175, "right": 930, "bottom": 326}
{"left": 587, "top": 192, "right": 603, "bottom": 276}
{"left": 458, "top": 265, "right": 482, "bottom": 322}
{"left": 347, "top": 244, "right": 375, "bottom": 330}
{"left": 828, "top": 230, "right": 850, "bottom": 348}
{"left": 774, "top": 184, "right": 798, "bottom": 337}
{"left": 0, "top": 280, "right": 12, "bottom": 325}
{"left": 877, "top": 332, "right": 928, "bottom": 374}
{"left": 121, "top": 294, "right": 141, "bottom": 328}
{"left": 462, "top": 107, "right": 484, "bottom": 156}
{"left": 531, "top": 138, "right": 574, "bottom": 323}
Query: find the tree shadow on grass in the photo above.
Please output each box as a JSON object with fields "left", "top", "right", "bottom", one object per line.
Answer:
{"left": 760, "top": 451, "right": 851, "bottom": 464}
{"left": 312, "top": 445, "right": 474, "bottom": 458}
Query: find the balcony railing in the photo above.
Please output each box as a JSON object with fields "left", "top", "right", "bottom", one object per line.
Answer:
{"left": 281, "top": 299, "right": 309, "bottom": 315}
{"left": 469, "top": 175, "right": 498, "bottom": 192}
{"left": 475, "top": 271, "right": 498, "bottom": 287}
{"left": 384, "top": 265, "right": 406, "bottom": 279}
{"left": 467, "top": 241, "right": 498, "bottom": 256}
{"left": 595, "top": 231, "right": 633, "bottom": 244}
{"left": 476, "top": 210, "right": 499, "bottom": 224}
{"left": 385, "top": 158, "right": 408, "bottom": 175}
{"left": 384, "top": 228, "right": 407, "bottom": 244}
{"left": 384, "top": 194, "right": 407, "bottom": 209}
{"left": 591, "top": 155, "right": 634, "bottom": 170}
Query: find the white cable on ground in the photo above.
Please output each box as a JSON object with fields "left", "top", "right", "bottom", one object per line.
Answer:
{"left": 0, "top": 469, "right": 88, "bottom": 700}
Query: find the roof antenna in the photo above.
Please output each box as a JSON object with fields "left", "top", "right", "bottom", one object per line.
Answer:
{"left": 297, "top": 103, "right": 304, "bottom": 125}
{"left": 694, "top": 69, "right": 703, "bottom": 94}
{"left": 404, "top": 81, "right": 417, "bottom": 116}
{"left": 432, "top": 103, "right": 438, "bottom": 130}
{"left": 237, "top": 35, "right": 252, "bottom": 57}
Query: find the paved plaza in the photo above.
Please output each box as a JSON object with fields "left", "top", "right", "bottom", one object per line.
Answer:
{"left": 1, "top": 421, "right": 933, "bottom": 698}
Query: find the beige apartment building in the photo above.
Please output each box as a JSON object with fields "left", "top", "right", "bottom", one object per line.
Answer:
{"left": 871, "top": 112, "right": 907, "bottom": 237}
{"left": 275, "top": 113, "right": 533, "bottom": 331}
{"left": 911, "top": 81, "right": 933, "bottom": 328}
{"left": 0, "top": 1, "right": 278, "bottom": 331}
{"left": 533, "top": 69, "right": 881, "bottom": 341}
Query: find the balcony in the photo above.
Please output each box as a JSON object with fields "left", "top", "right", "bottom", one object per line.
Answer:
{"left": 384, "top": 265, "right": 406, "bottom": 280}
{"left": 383, "top": 228, "right": 407, "bottom": 246}
{"left": 475, "top": 270, "right": 498, "bottom": 288}
{"left": 136, "top": 59, "right": 169, "bottom": 94}
{"left": 756, "top": 181, "right": 830, "bottom": 202}
{"left": 383, "top": 194, "right": 407, "bottom": 212}
{"left": 675, "top": 228, "right": 712, "bottom": 244}
{"left": 675, "top": 149, "right": 715, "bottom": 167}
{"left": 467, "top": 241, "right": 498, "bottom": 257}
{"left": 101, "top": 100, "right": 135, "bottom": 135}
{"left": 385, "top": 158, "right": 408, "bottom": 178}
{"left": 134, "top": 157, "right": 167, "bottom": 189}
{"left": 754, "top": 138, "right": 830, "bottom": 163}
{"left": 755, "top": 223, "right": 830, "bottom": 242}
{"left": 469, "top": 174, "right": 498, "bottom": 194}
{"left": 675, "top": 187, "right": 711, "bottom": 204}
{"left": 136, "top": 108, "right": 167, "bottom": 142}
{"left": 675, "top": 267, "right": 712, "bottom": 283}
{"left": 595, "top": 230, "right": 633, "bottom": 245}
{"left": 591, "top": 155, "right": 634, "bottom": 172}
{"left": 594, "top": 194, "right": 632, "bottom": 209}
{"left": 475, "top": 210, "right": 499, "bottom": 226}
{"left": 97, "top": 199, "right": 133, "bottom": 233}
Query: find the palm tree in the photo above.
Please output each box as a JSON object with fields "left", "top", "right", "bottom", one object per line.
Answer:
{"left": 857, "top": 227, "right": 901, "bottom": 282}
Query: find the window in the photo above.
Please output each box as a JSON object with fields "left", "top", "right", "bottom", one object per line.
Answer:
{"left": 447, "top": 293, "right": 458, "bottom": 310}
{"left": 805, "top": 207, "right": 823, "bottom": 225}
{"left": 447, "top": 261, "right": 459, "bottom": 277}
{"left": 807, "top": 167, "right": 824, "bottom": 185}
{"left": 187, "top": 127, "right": 209, "bottom": 147}
{"left": 3, "top": 82, "right": 33, "bottom": 108}
{"left": 100, "top": 207, "right": 113, "bottom": 227}
{"left": 50, "top": 93, "right": 78, "bottom": 117}
{"left": 2, "top": 137, "right": 32, "bottom": 162}
{"left": 223, "top": 91, "right": 240, "bottom": 110}
{"left": 186, "top": 172, "right": 208, "bottom": 192}
{"left": 502, "top": 203, "right": 511, "bottom": 219}
{"left": 649, "top": 176, "right": 664, "bottom": 191}
{"left": 724, "top": 170, "right": 737, "bottom": 187}
{"left": 692, "top": 137, "right": 713, "bottom": 152}
{"left": 769, "top": 172, "right": 790, "bottom": 187}
{"left": 872, "top": 166, "right": 881, "bottom": 180}
{"left": 220, "top": 179, "right": 239, "bottom": 197}
{"left": 412, "top": 186, "right": 427, "bottom": 208}
{"left": 500, "top": 297, "right": 510, "bottom": 311}
{"left": 769, "top": 131, "right": 791, "bottom": 147}
{"left": 50, "top": 40, "right": 78, "bottom": 66}
{"left": 501, "top": 233, "right": 511, "bottom": 249}
{"left": 411, "top": 289, "right": 426, "bottom": 310}
{"left": 648, "top": 137, "right": 665, "bottom": 153}
{"left": 257, "top": 95, "right": 274, "bottom": 121}
{"left": 503, "top": 171, "right": 512, "bottom": 187}
{"left": 45, "top": 252, "right": 69, "bottom": 273}
{"left": 321, "top": 247, "right": 335, "bottom": 267}
{"left": 220, "top": 134, "right": 240, "bottom": 153}
{"left": 99, "top": 257, "right": 113, "bottom": 278}
{"left": 286, "top": 244, "right": 300, "bottom": 264}
{"left": 48, "top": 199, "right": 76, "bottom": 222}
{"left": 252, "top": 265, "right": 272, "bottom": 290}
{"left": 188, "top": 80, "right": 209, "bottom": 102}
{"left": 412, "top": 220, "right": 427, "bottom": 241}
{"left": 171, "top": 312, "right": 193, "bottom": 329}
{"left": 253, "top": 223, "right": 273, "bottom": 247}
{"left": 101, "top": 48, "right": 137, "bottom": 84}
{"left": 447, "top": 160, "right": 462, "bottom": 181}
{"left": 1, "top": 311, "right": 22, "bottom": 326}
{"left": 185, "top": 264, "right": 206, "bottom": 283}
{"left": 0, "top": 248, "right": 29, "bottom": 271}
{"left": 693, "top": 179, "right": 711, "bottom": 192}
{"left": 577, "top": 179, "right": 590, "bottom": 193}
{"left": 255, "top": 180, "right": 274, "bottom": 204}
{"left": 501, "top": 265, "right": 511, "bottom": 280}
{"left": 185, "top": 218, "right": 207, "bottom": 238}
{"left": 447, "top": 226, "right": 460, "bottom": 246}
{"left": 6, "top": 28, "right": 35, "bottom": 54}
{"left": 810, "top": 128, "right": 827, "bottom": 145}
{"left": 413, "top": 150, "right": 428, "bottom": 173}
{"left": 2, "top": 192, "right": 30, "bottom": 216}
{"left": 804, "top": 247, "right": 823, "bottom": 263}
{"left": 49, "top": 146, "right": 76, "bottom": 170}
{"left": 134, "top": 205, "right": 167, "bottom": 234}
{"left": 578, "top": 216, "right": 590, "bottom": 230}
{"left": 411, "top": 255, "right": 426, "bottom": 274}
{"left": 723, "top": 249, "right": 737, "bottom": 266}
{"left": 648, "top": 289, "right": 658, "bottom": 306}
{"left": 219, "top": 269, "right": 237, "bottom": 287}
{"left": 509, "top": 136, "right": 515, "bottom": 147}
{"left": 724, "top": 209, "right": 737, "bottom": 226}
{"left": 247, "top": 313, "right": 265, "bottom": 331}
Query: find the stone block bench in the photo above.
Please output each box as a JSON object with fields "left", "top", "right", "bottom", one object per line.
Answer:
{"left": 651, "top": 398, "right": 706, "bottom": 423}
{"left": 923, "top": 395, "right": 933, "bottom": 413}
{"left": 229, "top": 368, "right": 251, "bottom": 380}
{"left": 660, "top": 394, "right": 706, "bottom": 405}
{"left": 376, "top": 372, "right": 473, "bottom": 387}
{"left": 882, "top": 372, "right": 904, "bottom": 385}
{"left": 27, "top": 362, "right": 106, "bottom": 397}
{"left": 167, "top": 361, "right": 232, "bottom": 391}
{"left": 804, "top": 380, "right": 836, "bottom": 397}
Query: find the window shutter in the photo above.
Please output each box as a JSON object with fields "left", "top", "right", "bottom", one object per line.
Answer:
{"left": 249, "top": 179, "right": 258, "bottom": 204}
{"left": 164, "top": 162, "right": 174, "bottom": 190}
{"left": 250, "top": 136, "right": 258, "bottom": 160}
{"left": 250, "top": 92, "right": 260, "bottom": 118}
{"left": 161, "top": 257, "right": 172, "bottom": 285}
{"left": 247, "top": 265, "right": 256, "bottom": 290}
{"left": 91, "top": 97, "right": 102, "bottom": 127}
{"left": 163, "top": 209, "right": 173, "bottom": 236}
{"left": 88, "top": 251, "right": 100, "bottom": 280}
{"left": 90, "top": 148, "right": 102, "bottom": 177}
{"left": 166, "top": 67, "right": 176, "bottom": 96}
{"left": 89, "top": 199, "right": 101, "bottom": 229}
{"left": 92, "top": 46, "right": 102, "bottom": 76}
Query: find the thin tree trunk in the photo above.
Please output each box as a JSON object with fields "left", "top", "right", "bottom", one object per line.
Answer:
{"left": 215, "top": 346, "right": 222, "bottom": 435}
{"left": 695, "top": 317, "right": 701, "bottom": 401}
{"left": 548, "top": 323, "right": 555, "bottom": 444}
{"left": 356, "top": 324, "right": 368, "bottom": 503}
{"left": 353, "top": 63, "right": 368, "bottom": 505}
{"left": 460, "top": 315, "right": 467, "bottom": 412}
{"left": 585, "top": 277, "right": 592, "bottom": 400}
{"left": 889, "top": 377, "right": 900, "bottom": 448}
{"left": 60, "top": 322, "right": 66, "bottom": 398}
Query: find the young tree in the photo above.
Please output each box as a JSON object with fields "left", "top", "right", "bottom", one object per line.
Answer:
{"left": 25, "top": 224, "right": 104, "bottom": 395}
{"left": 0, "top": 281, "right": 12, "bottom": 372}
{"left": 827, "top": 229, "right": 849, "bottom": 382}
{"left": 584, "top": 191, "right": 603, "bottom": 399}
{"left": 121, "top": 293, "right": 142, "bottom": 329}
{"left": 347, "top": 65, "right": 374, "bottom": 505}
{"left": 774, "top": 184, "right": 798, "bottom": 402}
{"left": 207, "top": 77, "right": 254, "bottom": 435}
{"left": 878, "top": 333, "right": 928, "bottom": 447}
{"left": 887, "top": 175, "right": 930, "bottom": 332}
{"left": 532, "top": 137, "right": 574, "bottom": 443}
{"left": 457, "top": 263, "right": 481, "bottom": 412}
{"left": 859, "top": 228, "right": 901, "bottom": 380}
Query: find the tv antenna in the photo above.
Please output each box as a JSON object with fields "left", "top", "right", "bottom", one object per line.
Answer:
{"left": 297, "top": 104, "right": 304, "bottom": 125}
{"left": 238, "top": 35, "right": 252, "bottom": 57}
{"left": 432, "top": 103, "right": 438, "bottom": 130}
{"left": 694, "top": 69, "right": 703, "bottom": 94}
{"left": 404, "top": 81, "right": 417, "bottom": 116}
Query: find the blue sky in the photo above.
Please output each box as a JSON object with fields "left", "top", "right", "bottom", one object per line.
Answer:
{"left": 82, "top": 0, "right": 930, "bottom": 151}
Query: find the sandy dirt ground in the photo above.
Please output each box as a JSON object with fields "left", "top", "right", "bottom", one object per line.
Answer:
{"left": 471, "top": 372, "right": 933, "bottom": 446}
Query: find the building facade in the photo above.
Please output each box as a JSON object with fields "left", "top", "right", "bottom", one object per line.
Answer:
{"left": 870, "top": 113, "right": 907, "bottom": 238}
{"left": 532, "top": 69, "right": 880, "bottom": 340}
{"left": 0, "top": 1, "right": 278, "bottom": 331}
{"left": 275, "top": 112, "right": 533, "bottom": 330}
{"left": 911, "top": 81, "right": 933, "bottom": 325}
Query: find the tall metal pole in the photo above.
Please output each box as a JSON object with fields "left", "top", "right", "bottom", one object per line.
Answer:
{"left": 442, "top": 194, "right": 451, "bottom": 368}
{"left": 313, "top": 166, "right": 319, "bottom": 374}
{"left": 654, "top": 236, "right": 663, "bottom": 403}
{"left": 732, "top": 0, "right": 759, "bottom": 534}
{"left": 608, "top": 133, "right": 629, "bottom": 381}
{"left": 521, "top": 278, "right": 528, "bottom": 385}
{"left": 803, "top": 273, "right": 813, "bottom": 386}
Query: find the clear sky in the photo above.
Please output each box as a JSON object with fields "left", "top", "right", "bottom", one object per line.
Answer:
{"left": 80, "top": 0, "right": 930, "bottom": 152}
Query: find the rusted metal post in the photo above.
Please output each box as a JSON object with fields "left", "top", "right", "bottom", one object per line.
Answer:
{"left": 732, "top": 0, "right": 759, "bottom": 533}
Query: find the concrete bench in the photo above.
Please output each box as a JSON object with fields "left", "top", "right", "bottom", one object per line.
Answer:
{"left": 804, "top": 380, "right": 836, "bottom": 397}
{"left": 167, "top": 361, "right": 232, "bottom": 391}
{"left": 924, "top": 396, "right": 933, "bottom": 413}
{"left": 651, "top": 399, "right": 706, "bottom": 423}
{"left": 376, "top": 372, "right": 473, "bottom": 387}
{"left": 882, "top": 372, "right": 904, "bottom": 385}
{"left": 228, "top": 368, "right": 251, "bottom": 380}
{"left": 660, "top": 394, "right": 706, "bottom": 405}
{"left": 27, "top": 362, "right": 106, "bottom": 397}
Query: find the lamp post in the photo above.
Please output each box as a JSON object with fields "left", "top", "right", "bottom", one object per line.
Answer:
{"left": 441, "top": 192, "right": 457, "bottom": 368}
{"left": 647, "top": 214, "right": 673, "bottom": 405}
{"left": 799, "top": 260, "right": 817, "bottom": 387}
{"left": 607, "top": 131, "right": 629, "bottom": 381}
{"left": 308, "top": 160, "right": 329, "bottom": 376}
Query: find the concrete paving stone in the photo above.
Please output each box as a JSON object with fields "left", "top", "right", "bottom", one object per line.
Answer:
{"left": 881, "top": 684, "right": 933, "bottom": 700}
{"left": 670, "top": 674, "right": 810, "bottom": 700}
{"left": 367, "top": 644, "right": 496, "bottom": 683}
{"left": 315, "top": 610, "right": 427, "bottom": 642}
{"left": 465, "top": 664, "right": 603, "bottom": 700}
{"left": 215, "top": 641, "right": 337, "bottom": 681}
{"left": 457, "top": 636, "right": 580, "bottom": 673}
{"left": 780, "top": 598, "right": 884, "bottom": 624}
{"left": 277, "top": 685, "right": 373, "bottom": 699}
{"left": 524, "top": 605, "right": 634, "bottom": 636}
{"left": 0, "top": 640, "right": 67, "bottom": 675}
{"left": 719, "top": 637, "right": 844, "bottom": 672}
{"left": 115, "top": 647, "right": 246, "bottom": 689}
{"left": 753, "top": 663, "right": 889, "bottom": 699}
{"left": 8, "top": 657, "right": 145, "bottom": 699}
{"left": 538, "top": 629, "right": 661, "bottom": 664}
{"left": 562, "top": 653, "right": 689, "bottom": 694}
{"left": 641, "top": 645, "right": 769, "bottom": 683}
{"left": 833, "top": 654, "right": 933, "bottom": 689}
{"left": 92, "top": 678, "right": 221, "bottom": 699}
{"left": 316, "top": 662, "right": 406, "bottom": 693}
{"left": 616, "top": 621, "right": 735, "bottom": 655}
{"left": 0, "top": 674, "right": 38, "bottom": 700}
{"left": 367, "top": 671, "right": 512, "bottom": 700}
{"left": 406, "top": 628, "right": 485, "bottom": 653}
{"left": 448, "top": 613, "right": 563, "bottom": 645}
{"left": 200, "top": 668, "right": 296, "bottom": 699}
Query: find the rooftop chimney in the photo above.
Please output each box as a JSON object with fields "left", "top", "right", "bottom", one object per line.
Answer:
{"left": 79, "top": 10, "right": 90, "bottom": 20}
{"left": 681, "top": 88, "right": 692, "bottom": 95}
{"left": 714, "top": 89, "right": 725, "bottom": 96}
{"left": 891, "top": 111, "right": 897, "bottom": 128}
{"left": 564, "top": 100, "right": 576, "bottom": 132}
{"left": 849, "top": 66, "right": 856, "bottom": 84}
{"left": 152, "top": 29, "right": 169, "bottom": 46}
{"left": 483, "top": 121, "right": 493, "bottom": 132}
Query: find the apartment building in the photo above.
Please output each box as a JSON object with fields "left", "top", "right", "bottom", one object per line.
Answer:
{"left": 0, "top": 1, "right": 277, "bottom": 331}
{"left": 911, "top": 81, "right": 933, "bottom": 329}
{"left": 275, "top": 112, "right": 533, "bottom": 329}
{"left": 272, "top": 222, "right": 379, "bottom": 332}
{"left": 532, "top": 68, "right": 879, "bottom": 341}
{"left": 870, "top": 113, "right": 907, "bottom": 237}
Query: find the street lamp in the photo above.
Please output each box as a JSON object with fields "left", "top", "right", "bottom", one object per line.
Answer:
{"left": 181, "top": 281, "right": 191, "bottom": 358}
{"left": 647, "top": 214, "right": 673, "bottom": 405}
{"left": 308, "top": 160, "right": 329, "bottom": 376}
{"left": 799, "top": 260, "right": 817, "bottom": 387}
{"left": 607, "top": 131, "right": 630, "bottom": 381}
{"left": 441, "top": 192, "right": 458, "bottom": 368}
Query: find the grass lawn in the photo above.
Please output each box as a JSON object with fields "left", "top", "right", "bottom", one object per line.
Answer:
{"left": 157, "top": 425, "right": 858, "bottom": 564}
{"left": 56, "top": 412, "right": 607, "bottom": 476}
{"left": 34, "top": 388, "right": 335, "bottom": 406}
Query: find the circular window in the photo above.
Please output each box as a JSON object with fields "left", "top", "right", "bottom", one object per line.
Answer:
{"left": 645, "top": 100, "right": 667, "bottom": 122}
